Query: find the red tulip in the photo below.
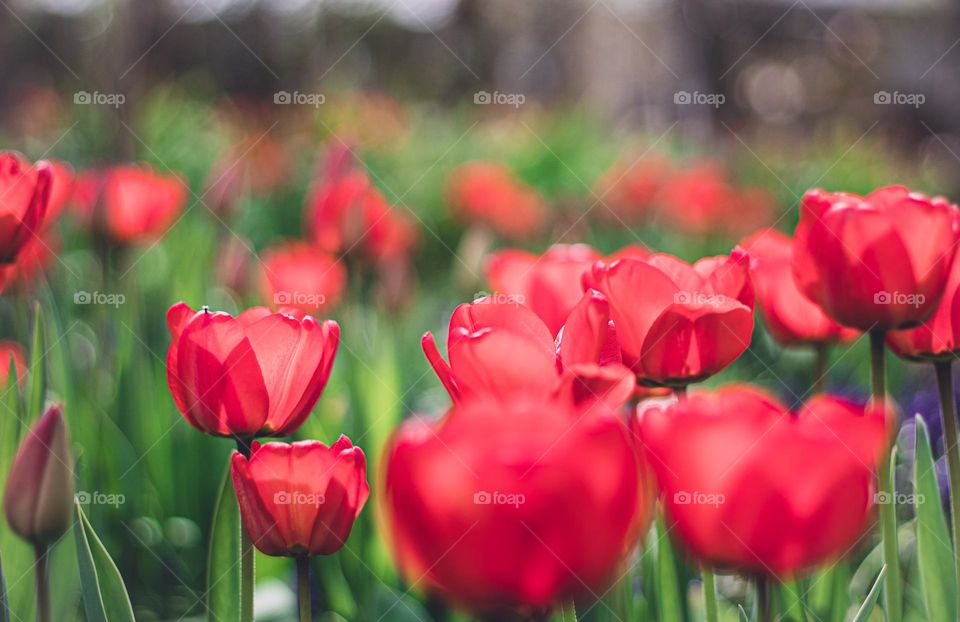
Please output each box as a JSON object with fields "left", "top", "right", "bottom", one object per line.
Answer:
{"left": 887, "top": 252, "right": 960, "bottom": 360}
{"left": 594, "top": 156, "right": 670, "bottom": 225}
{"left": 166, "top": 303, "right": 339, "bottom": 438}
{"left": 100, "top": 164, "right": 188, "bottom": 243}
{"left": 742, "top": 228, "right": 858, "bottom": 347}
{"left": 446, "top": 162, "right": 546, "bottom": 240}
{"left": 0, "top": 341, "right": 26, "bottom": 389}
{"left": 258, "top": 242, "right": 346, "bottom": 315}
{"left": 4, "top": 404, "right": 74, "bottom": 546}
{"left": 637, "top": 386, "right": 889, "bottom": 576}
{"left": 793, "top": 186, "right": 960, "bottom": 331}
{"left": 584, "top": 250, "right": 754, "bottom": 386}
{"left": 383, "top": 392, "right": 650, "bottom": 611}
{"left": 0, "top": 153, "right": 52, "bottom": 265}
{"left": 45, "top": 160, "right": 74, "bottom": 224}
{"left": 231, "top": 437, "right": 368, "bottom": 557}
{"left": 421, "top": 294, "right": 635, "bottom": 409}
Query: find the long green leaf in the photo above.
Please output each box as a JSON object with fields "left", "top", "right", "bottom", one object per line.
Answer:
{"left": 74, "top": 502, "right": 135, "bottom": 622}
{"left": 913, "top": 416, "right": 957, "bottom": 622}
{"left": 26, "top": 304, "right": 44, "bottom": 423}
{"left": 0, "top": 553, "right": 9, "bottom": 622}
{"left": 852, "top": 566, "right": 886, "bottom": 622}
{"left": 654, "top": 513, "right": 683, "bottom": 622}
{"left": 207, "top": 463, "right": 241, "bottom": 622}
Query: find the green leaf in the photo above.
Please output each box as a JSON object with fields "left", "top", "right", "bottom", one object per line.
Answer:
{"left": 653, "top": 514, "right": 683, "bottom": 622}
{"left": 26, "top": 304, "right": 45, "bottom": 422}
{"left": 738, "top": 604, "right": 750, "bottom": 622}
{"left": 852, "top": 566, "right": 886, "bottom": 622}
{"left": 207, "top": 463, "right": 241, "bottom": 622}
{"left": 913, "top": 416, "right": 957, "bottom": 622}
{"left": 0, "top": 553, "right": 9, "bottom": 622}
{"left": 74, "top": 502, "right": 135, "bottom": 622}
{"left": 776, "top": 579, "right": 807, "bottom": 622}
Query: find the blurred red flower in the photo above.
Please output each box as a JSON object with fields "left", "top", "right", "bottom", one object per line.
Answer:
{"left": 585, "top": 250, "right": 754, "bottom": 386}
{"left": 0, "top": 153, "right": 51, "bottom": 266}
{"left": 637, "top": 386, "right": 889, "bottom": 576}
{"left": 446, "top": 162, "right": 546, "bottom": 240}
{"left": 166, "top": 302, "right": 339, "bottom": 438}
{"left": 258, "top": 241, "right": 346, "bottom": 315}
{"left": 888, "top": 251, "right": 960, "bottom": 360}
{"left": 231, "top": 437, "right": 368, "bottom": 557}
{"left": 0, "top": 341, "right": 26, "bottom": 389}
{"left": 793, "top": 186, "right": 960, "bottom": 331}
{"left": 383, "top": 390, "right": 650, "bottom": 612}
{"left": 594, "top": 156, "right": 670, "bottom": 225}
{"left": 741, "top": 228, "right": 857, "bottom": 347}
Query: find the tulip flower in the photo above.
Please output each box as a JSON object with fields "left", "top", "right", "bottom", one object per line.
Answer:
{"left": 446, "top": 162, "right": 546, "bottom": 240}
{"left": 383, "top": 392, "right": 650, "bottom": 612}
{"left": 258, "top": 242, "right": 346, "bottom": 315}
{"left": 421, "top": 293, "right": 635, "bottom": 409}
{"left": 165, "top": 302, "right": 340, "bottom": 438}
{"left": 231, "top": 437, "right": 369, "bottom": 557}
{"left": 0, "top": 152, "right": 52, "bottom": 266}
{"left": 45, "top": 160, "right": 74, "bottom": 224}
{"left": 742, "top": 228, "right": 857, "bottom": 347}
{"left": 887, "top": 252, "right": 960, "bottom": 361}
{"left": 4, "top": 404, "right": 74, "bottom": 546}
{"left": 792, "top": 186, "right": 960, "bottom": 331}
{"left": 99, "top": 164, "right": 188, "bottom": 243}
{"left": 486, "top": 243, "right": 651, "bottom": 336}
{"left": 584, "top": 250, "right": 754, "bottom": 387}
{"left": 594, "top": 156, "right": 670, "bottom": 225}
{"left": 0, "top": 340, "right": 26, "bottom": 389}
{"left": 637, "top": 386, "right": 888, "bottom": 576}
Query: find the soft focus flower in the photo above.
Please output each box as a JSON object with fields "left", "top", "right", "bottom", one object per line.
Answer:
{"left": 638, "top": 386, "right": 888, "bottom": 576}
{"left": 888, "top": 252, "right": 960, "bottom": 361}
{"left": 446, "top": 162, "right": 546, "bottom": 240}
{"left": 166, "top": 302, "right": 340, "bottom": 438}
{"left": 421, "top": 294, "right": 635, "bottom": 409}
{"left": 258, "top": 242, "right": 346, "bottom": 315}
{"left": 45, "top": 160, "right": 74, "bottom": 224}
{"left": 231, "top": 437, "right": 369, "bottom": 557}
{"left": 486, "top": 244, "right": 651, "bottom": 336}
{"left": 793, "top": 186, "right": 960, "bottom": 331}
{"left": 4, "top": 404, "right": 74, "bottom": 546}
{"left": 585, "top": 250, "right": 754, "bottom": 386}
{"left": 101, "top": 165, "right": 187, "bottom": 243}
{"left": 742, "top": 228, "right": 857, "bottom": 347}
{"left": 0, "top": 341, "right": 26, "bottom": 389}
{"left": 594, "top": 156, "right": 670, "bottom": 225}
{"left": 0, "top": 228, "right": 59, "bottom": 292}
{"left": 0, "top": 152, "right": 52, "bottom": 265}
{"left": 384, "top": 392, "right": 650, "bottom": 611}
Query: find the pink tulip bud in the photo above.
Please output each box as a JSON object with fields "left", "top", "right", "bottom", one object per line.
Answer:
{"left": 4, "top": 404, "right": 74, "bottom": 546}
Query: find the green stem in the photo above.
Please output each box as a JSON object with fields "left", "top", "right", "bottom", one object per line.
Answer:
{"left": 934, "top": 360, "right": 960, "bottom": 606}
{"left": 703, "top": 568, "right": 719, "bottom": 622}
{"left": 870, "top": 330, "right": 901, "bottom": 622}
{"left": 34, "top": 544, "right": 49, "bottom": 622}
{"left": 812, "top": 342, "right": 828, "bottom": 394}
{"left": 297, "top": 556, "right": 311, "bottom": 622}
{"left": 559, "top": 599, "right": 577, "bottom": 622}
{"left": 756, "top": 576, "right": 771, "bottom": 622}
{"left": 236, "top": 438, "right": 255, "bottom": 622}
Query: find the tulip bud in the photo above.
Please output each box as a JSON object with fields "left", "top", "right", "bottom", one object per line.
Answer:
{"left": 4, "top": 404, "right": 74, "bottom": 546}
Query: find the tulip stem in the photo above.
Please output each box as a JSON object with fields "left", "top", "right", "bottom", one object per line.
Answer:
{"left": 34, "top": 544, "right": 49, "bottom": 622}
{"left": 812, "top": 342, "right": 828, "bottom": 394}
{"left": 870, "top": 329, "right": 901, "bottom": 622}
{"left": 674, "top": 385, "right": 687, "bottom": 401}
{"left": 934, "top": 360, "right": 960, "bottom": 605}
{"left": 702, "top": 568, "right": 719, "bottom": 622}
{"left": 297, "top": 556, "right": 311, "bottom": 622}
{"left": 756, "top": 576, "right": 771, "bottom": 622}
{"left": 559, "top": 599, "right": 577, "bottom": 621}
{"left": 236, "top": 439, "right": 255, "bottom": 622}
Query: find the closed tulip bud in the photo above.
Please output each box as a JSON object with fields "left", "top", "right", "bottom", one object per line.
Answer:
{"left": 4, "top": 404, "right": 74, "bottom": 546}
